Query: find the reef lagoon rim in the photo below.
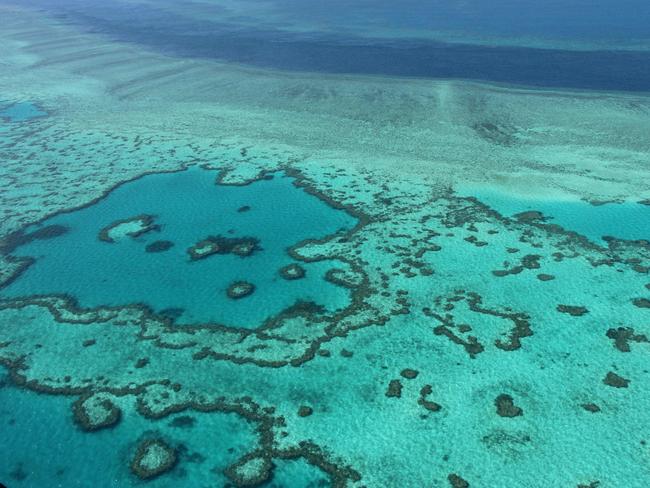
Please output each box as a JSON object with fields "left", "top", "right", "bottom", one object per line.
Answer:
{"left": 1, "top": 166, "right": 357, "bottom": 327}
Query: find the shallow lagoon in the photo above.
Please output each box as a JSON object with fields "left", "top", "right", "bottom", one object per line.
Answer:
{"left": 2, "top": 167, "right": 356, "bottom": 327}
{"left": 465, "top": 187, "right": 650, "bottom": 243}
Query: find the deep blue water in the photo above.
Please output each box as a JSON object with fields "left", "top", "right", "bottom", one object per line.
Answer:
{"left": 1, "top": 168, "right": 356, "bottom": 327}
{"left": 17, "top": 0, "right": 650, "bottom": 91}
{"left": 267, "top": 0, "right": 650, "bottom": 43}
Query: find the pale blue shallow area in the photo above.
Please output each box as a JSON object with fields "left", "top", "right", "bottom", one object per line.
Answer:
{"left": 0, "top": 101, "right": 46, "bottom": 122}
{"left": 2, "top": 167, "right": 356, "bottom": 327}
{"left": 468, "top": 189, "right": 650, "bottom": 243}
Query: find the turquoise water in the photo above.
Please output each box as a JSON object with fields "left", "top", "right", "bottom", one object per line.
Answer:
{"left": 468, "top": 189, "right": 650, "bottom": 243}
{"left": 0, "top": 369, "right": 260, "bottom": 487}
{"left": 2, "top": 1, "right": 650, "bottom": 486}
{"left": 2, "top": 167, "right": 356, "bottom": 327}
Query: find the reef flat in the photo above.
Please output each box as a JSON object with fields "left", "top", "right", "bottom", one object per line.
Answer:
{"left": 1, "top": 2, "right": 650, "bottom": 487}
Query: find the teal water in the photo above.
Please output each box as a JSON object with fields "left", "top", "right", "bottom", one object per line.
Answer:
{"left": 0, "top": 101, "right": 46, "bottom": 122}
{"left": 0, "top": 375, "right": 330, "bottom": 488}
{"left": 467, "top": 188, "right": 650, "bottom": 243}
{"left": 2, "top": 2, "right": 650, "bottom": 486}
{"left": 263, "top": 460, "right": 329, "bottom": 487}
{"left": 0, "top": 369, "right": 261, "bottom": 487}
{"left": 1, "top": 167, "right": 356, "bottom": 327}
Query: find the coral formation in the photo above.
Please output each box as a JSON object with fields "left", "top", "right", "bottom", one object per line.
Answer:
{"left": 99, "top": 215, "right": 157, "bottom": 243}
{"left": 279, "top": 263, "right": 306, "bottom": 280}
{"left": 130, "top": 439, "right": 177, "bottom": 480}
{"left": 226, "top": 281, "right": 256, "bottom": 300}
{"left": 187, "top": 236, "right": 260, "bottom": 261}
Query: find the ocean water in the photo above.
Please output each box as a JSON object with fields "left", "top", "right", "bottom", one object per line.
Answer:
{"left": 0, "top": 370, "right": 261, "bottom": 487}
{"left": 2, "top": 167, "right": 355, "bottom": 327}
{"left": 1, "top": 1, "right": 650, "bottom": 487}
{"left": 16, "top": 0, "right": 650, "bottom": 91}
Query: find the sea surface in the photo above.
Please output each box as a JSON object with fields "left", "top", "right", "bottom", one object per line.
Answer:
{"left": 1, "top": 1, "right": 650, "bottom": 487}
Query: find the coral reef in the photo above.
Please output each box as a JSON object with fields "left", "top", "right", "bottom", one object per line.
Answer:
{"left": 130, "top": 439, "right": 177, "bottom": 480}
{"left": 279, "top": 263, "right": 306, "bottom": 280}
{"left": 226, "top": 281, "right": 256, "bottom": 300}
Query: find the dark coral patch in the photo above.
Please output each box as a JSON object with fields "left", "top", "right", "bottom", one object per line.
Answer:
{"left": 400, "top": 368, "right": 419, "bottom": 379}
{"left": 632, "top": 298, "right": 650, "bottom": 308}
{"left": 169, "top": 415, "right": 196, "bottom": 428}
{"left": 1, "top": 224, "right": 68, "bottom": 254}
{"left": 557, "top": 305, "right": 589, "bottom": 316}
{"left": 448, "top": 473, "right": 470, "bottom": 488}
{"left": 135, "top": 358, "right": 150, "bottom": 368}
{"left": 187, "top": 235, "right": 260, "bottom": 260}
{"left": 521, "top": 254, "right": 542, "bottom": 269}
{"left": 581, "top": 403, "right": 601, "bottom": 413}
{"left": 433, "top": 323, "right": 484, "bottom": 358}
{"left": 492, "top": 268, "right": 521, "bottom": 277}
{"left": 514, "top": 210, "right": 546, "bottom": 223}
{"left": 606, "top": 327, "right": 649, "bottom": 352}
{"left": 25, "top": 225, "right": 68, "bottom": 241}
{"left": 9, "top": 463, "right": 27, "bottom": 481}
{"left": 472, "top": 121, "right": 517, "bottom": 146}
{"left": 537, "top": 273, "right": 555, "bottom": 281}
{"left": 286, "top": 300, "right": 326, "bottom": 316}
{"left": 145, "top": 240, "right": 174, "bottom": 253}
{"left": 603, "top": 371, "right": 630, "bottom": 388}
{"left": 298, "top": 406, "right": 313, "bottom": 417}
{"left": 418, "top": 385, "right": 442, "bottom": 412}
{"left": 159, "top": 308, "right": 185, "bottom": 321}
{"left": 226, "top": 281, "right": 255, "bottom": 299}
{"left": 385, "top": 379, "right": 403, "bottom": 398}
{"left": 492, "top": 254, "right": 541, "bottom": 277}
{"left": 427, "top": 291, "right": 532, "bottom": 355}
{"left": 495, "top": 394, "right": 523, "bottom": 417}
